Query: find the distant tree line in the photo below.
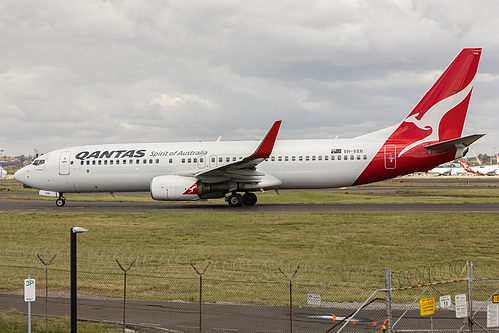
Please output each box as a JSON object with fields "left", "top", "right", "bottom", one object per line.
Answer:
{"left": 1, "top": 155, "right": 35, "bottom": 174}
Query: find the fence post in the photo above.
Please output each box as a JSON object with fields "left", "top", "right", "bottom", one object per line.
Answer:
{"left": 279, "top": 265, "right": 299, "bottom": 333}
{"left": 37, "top": 253, "right": 57, "bottom": 333}
{"left": 384, "top": 268, "right": 392, "bottom": 333}
{"left": 191, "top": 262, "right": 210, "bottom": 333}
{"left": 116, "top": 258, "right": 136, "bottom": 333}
{"left": 468, "top": 261, "right": 474, "bottom": 333}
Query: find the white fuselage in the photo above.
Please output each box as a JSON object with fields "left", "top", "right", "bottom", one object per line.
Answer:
{"left": 467, "top": 165, "right": 499, "bottom": 175}
{"left": 427, "top": 166, "right": 466, "bottom": 176}
{"left": 15, "top": 138, "right": 385, "bottom": 193}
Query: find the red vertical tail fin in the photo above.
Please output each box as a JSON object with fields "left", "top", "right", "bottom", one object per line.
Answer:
{"left": 394, "top": 48, "right": 481, "bottom": 157}
{"left": 354, "top": 49, "right": 482, "bottom": 186}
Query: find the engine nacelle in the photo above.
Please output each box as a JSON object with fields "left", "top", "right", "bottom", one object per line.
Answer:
{"left": 150, "top": 175, "right": 200, "bottom": 201}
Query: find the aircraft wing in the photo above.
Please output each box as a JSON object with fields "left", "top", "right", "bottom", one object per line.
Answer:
{"left": 424, "top": 134, "right": 485, "bottom": 152}
{"left": 194, "top": 121, "right": 282, "bottom": 183}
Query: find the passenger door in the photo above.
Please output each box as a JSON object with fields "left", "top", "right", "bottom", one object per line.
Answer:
{"left": 59, "top": 151, "right": 71, "bottom": 175}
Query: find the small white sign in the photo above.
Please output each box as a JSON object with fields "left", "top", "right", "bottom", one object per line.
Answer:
{"left": 307, "top": 293, "right": 321, "bottom": 306}
{"left": 455, "top": 294, "right": 467, "bottom": 318}
{"left": 488, "top": 304, "right": 499, "bottom": 328}
{"left": 24, "top": 279, "right": 36, "bottom": 302}
{"left": 440, "top": 295, "right": 451, "bottom": 308}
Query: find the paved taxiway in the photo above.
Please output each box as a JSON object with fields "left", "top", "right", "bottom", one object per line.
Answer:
{"left": 1, "top": 197, "right": 499, "bottom": 213}
{"left": 1, "top": 293, "right": 485, "bottom": 332}
{"left": 1, "top": 176, "right": 498, "bottom": 212}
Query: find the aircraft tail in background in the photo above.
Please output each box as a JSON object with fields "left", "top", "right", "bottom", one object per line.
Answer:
{"left": 460, "top": 159, "right": 499, "bottom": 176}
{"left": 460, "top": 160, "right": 476, "bottom": 174}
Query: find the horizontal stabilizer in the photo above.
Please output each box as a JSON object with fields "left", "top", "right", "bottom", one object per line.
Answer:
{"left": 424, "top": 134, "right": 485, "bottom": 152}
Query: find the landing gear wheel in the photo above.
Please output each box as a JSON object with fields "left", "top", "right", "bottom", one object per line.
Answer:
{"left": 227, "top": 193, "right": 244, "bottom": 207}
{"left": 243, "top": 193, "right": 257, "bottom": 206}
{"left": 55, "top": 198, "right": 66, "bottom": 207}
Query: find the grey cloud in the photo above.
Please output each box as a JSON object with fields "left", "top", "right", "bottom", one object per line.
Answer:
{"left": 0, "top": 0, "right": 498, "bottom": 156}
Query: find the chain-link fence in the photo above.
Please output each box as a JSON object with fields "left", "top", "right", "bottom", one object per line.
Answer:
{"left": 385, "top": 262, "right": 499, "bottom": 333}
{"left": 1, "top": 246, "right": 498, "bottom": 332}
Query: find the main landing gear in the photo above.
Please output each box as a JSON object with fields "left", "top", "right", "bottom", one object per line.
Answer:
{"left": 55, "top": 194, "right": 66, "bottom": 207}
{"left": 227, "top": 192, "right": 257, "bottom": 207}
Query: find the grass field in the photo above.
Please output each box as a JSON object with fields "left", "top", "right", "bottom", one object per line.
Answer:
{"left": 0, "top": 178, "right": 497, "bottom": 330}
{"left": 0, "top": 310, "right": 123, "bottom": 333}
{"left": 1, "top": 178, "right": 498, "bottom": 269}
{"left": 1, "top": 210, "right": 497, "bottom": 269}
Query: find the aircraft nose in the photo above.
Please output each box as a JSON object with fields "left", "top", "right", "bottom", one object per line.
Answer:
{"left": 14, "top": 167, "right": 28, "bottom": 183}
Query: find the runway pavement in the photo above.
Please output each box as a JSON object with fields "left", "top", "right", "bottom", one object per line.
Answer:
{"left": 1, "top": 293, "right": 484, "bottom": 332}
{"left": 1, "top": 197, "right": 499, "bottom": 212}
{"left": 1, "top": 176, "right": 499, "bottom": 213}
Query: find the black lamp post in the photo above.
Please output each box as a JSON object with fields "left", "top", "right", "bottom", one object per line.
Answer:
{"left": 71, "top": 227, "right": 88, "bottom": 333}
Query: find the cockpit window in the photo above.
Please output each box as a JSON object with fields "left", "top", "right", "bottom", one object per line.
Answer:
{"left": 32, "top": 159, "right": 45, "bottom": 166}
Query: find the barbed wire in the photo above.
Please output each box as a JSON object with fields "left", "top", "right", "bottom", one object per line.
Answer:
{"left": 1, "top": 246, "right": 496, "bottom": 287}
{"left": 0, "top": 246, "right": 385, "bottom": 286}
{"left": 390, "top": 260, "right": 499, "bottom": 287}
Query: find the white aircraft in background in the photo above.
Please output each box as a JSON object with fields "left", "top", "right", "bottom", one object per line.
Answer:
{"left": 460, "top": 160, "right": 498, "bottom": 176}
{"left": 0, "top": 167, "right": 7, "bottom": 178}
{"left": 427, "top": 165, "right": 466, "bottom": 176}
{"left": 15, "top": 48, "right": 484, "bottom": 207}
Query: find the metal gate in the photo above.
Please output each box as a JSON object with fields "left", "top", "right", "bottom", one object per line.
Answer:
{"left": 328, "top": 263, "right": 499, "bottom": 332}
{"left": 386, "top": 262, "right": 499, "bottom": 333}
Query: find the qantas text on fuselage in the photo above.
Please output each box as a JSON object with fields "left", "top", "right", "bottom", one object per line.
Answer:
{"left": 73, "top": 149, "right": 210, "bottom": 161}
{"left": 15, "top": 48, "right": 484, "bottom": 207}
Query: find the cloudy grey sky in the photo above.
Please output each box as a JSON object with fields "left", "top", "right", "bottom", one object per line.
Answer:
{"left": 1, "top": 0, "right": 498, "bottom": 156}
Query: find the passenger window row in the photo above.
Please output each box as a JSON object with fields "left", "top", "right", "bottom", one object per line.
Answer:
{"left": 80, "top": 159, "right": 160, "bottom": 166}
{"left": 266, "top": 155, "right": 368, "bottom": 162}
{"left": 78, "top": 154, "right": 369, "bottom": 166}
{"left": 183, "top": 156, "right": 243, "bottom": 164}
{"left": 182, "top": 157, "right": 204, "bottom": 163}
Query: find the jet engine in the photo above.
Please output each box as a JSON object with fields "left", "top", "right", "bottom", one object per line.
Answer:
{"left": 150, "top": 175, "right": 200, "bottom": 201}
{"left": 150, "top": 175, "right": 228, "bottom": 201}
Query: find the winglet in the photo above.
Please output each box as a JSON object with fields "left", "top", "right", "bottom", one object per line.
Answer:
{"left": 249, "top": 120, "right": 282, "bottom": 159}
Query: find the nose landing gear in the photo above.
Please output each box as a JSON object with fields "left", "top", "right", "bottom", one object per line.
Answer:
{"left": 55, "top": 194, "right": 66, "bottom": 207}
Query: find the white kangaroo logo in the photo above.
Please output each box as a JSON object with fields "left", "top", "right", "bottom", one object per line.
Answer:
{"left": 398, "top": 78, "right": 474, "bottom": 157}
